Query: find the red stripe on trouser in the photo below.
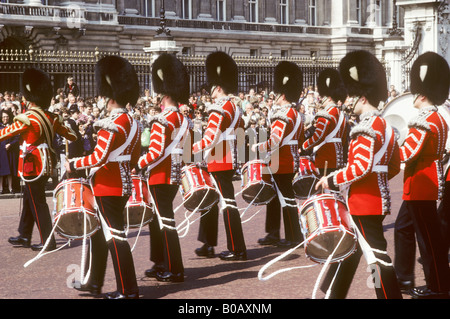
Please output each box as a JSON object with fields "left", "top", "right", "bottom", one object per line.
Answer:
{"left": 150, "top": 187, "right": 173, "bottom": 271}
{"left": 27, "top": 183, "right": 43, "bottom": 243}
{"left": 417, "top": 211, "right": 443, "bottom": 292}
{"left": 99, "top": 197, "right": 125, "bottom": 294}
{"left": 358, "top": 219, "right": 388, "bottom": 299}
{"left": 217, "top": 178, "right": 235, "bottom": 251}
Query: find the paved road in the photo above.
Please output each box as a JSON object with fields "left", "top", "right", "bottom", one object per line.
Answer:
{"left": 0, "top": 172, "right": 439, "bottom": 303}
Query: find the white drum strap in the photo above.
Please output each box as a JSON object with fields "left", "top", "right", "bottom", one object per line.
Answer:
{"left": 99, "top": 213, "right": 127, "bottom": 242}
{"left": 349, "top": 218, "right": 392, "bottom": 267}
{"left": 313, "top": 111, "right": 345, "bottom": 154}
{"left": 281, "top": 114, "right": 302, "bottom": 147}
{"left": 146, "top": 118, "right": 188, "bottom": 172}
{"left": 372, "top": 123, "right": 393, "bottom": 173}
{"left": 177, "top": 188, "right": 216, "bottom": 238}
{"left": 204, "top": 108, "right": 240, "bottom": 161}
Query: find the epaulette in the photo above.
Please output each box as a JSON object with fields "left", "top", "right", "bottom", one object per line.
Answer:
{"left": 270, "top": 105, "right": 292, "bottom": 124}
{"left": 314, "top": 110, "right": 333, "bottom": 121}
{"left": 148, "top": 113, "right": 169, "bottom": 128}
{"left": 408, "top": 108, "right": 433, "bottom": 131}
{"left": 13, "top": 113, "right": 31, "bottom": 126}
{"left": 349, "top": 113, "right": 378, "bottom": 140}
{"left": 206, "top": 102, "right": 225, "bottom": 116}
{"left": 93, "top": 117, "right": 119, "bottom": 133}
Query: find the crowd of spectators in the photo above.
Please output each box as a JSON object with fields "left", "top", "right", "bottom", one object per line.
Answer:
{"left": 0, "top": 76, "right": 403, "bottom": 192}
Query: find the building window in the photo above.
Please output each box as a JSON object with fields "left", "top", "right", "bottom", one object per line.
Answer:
{"left": 182, "top": 0, "right": 192, "bottom": 19}
{"left": 309, "top": 0, "right": 317, "bottom": 26}
{"left": 281, "top": 50, "right": 289, "bottom": 58}
{"left": 367, "top": 0, "right": 382, "bottom": 26}
{"left": 249, "top": 0, "right": 258, "bottom": 23}
{"left": 217, "top": 0, "right": 226, "bottom": 21}
{"left": 250, "top": 48, "right": 258, "bottom": 56}
{"left": 144, "top": 0, "right": 155, "bottom": 18}
{"left": 182, "top": 47, "right": 191, "bottom": 55}
{"left": 280, "top": 0, "right": 288, "bottom": 25}
{"left": 356, "top": 0, "right": 362, "bottom": 25}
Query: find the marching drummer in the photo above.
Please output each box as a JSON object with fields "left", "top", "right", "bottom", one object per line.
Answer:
{"left": 394, "top": 52, "right": 450, "bottom": 299}
{"left": 65, "top": 56, "right": 141, "bottom": 299}
{"left": 138, "top": 53, "right": 191, "bottom": 283}
{"left": 315, "top": 50, "right": 402, "bottom": 299}
{"left": 192, "top": 51, "right": 247, "bottom": 261}
{"left": 4, "top": 68, "right": 77, "bottom": 252}
{"left": 252, "top": 61, "right": 304, "bottom": 248}
{"left": 302, "top": 68, "right": 348, "bottom": 176}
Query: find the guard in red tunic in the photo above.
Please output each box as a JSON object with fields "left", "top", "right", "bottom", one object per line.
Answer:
{"left": 138, "top": 53, "right": 191, "bottom": 282}
{"left": 5, "top": 68, "right": 77, "bottom": 251}
{"left": 302, "top": 68, "right": 348, "bottom": 174}
{"left": 394, "top": 51, "right": 450, "bottom": 299}
{"left": 66, "top": 56, "right": 141, "bottom": 299}
{"left": 192, "top": 51, "right": 247, "bottom": 261}
{"left": 316, "top": 50, "right": 402, "bottom": 299}
{"left": 254, "top": 61, "right": 304, "bottom": 247}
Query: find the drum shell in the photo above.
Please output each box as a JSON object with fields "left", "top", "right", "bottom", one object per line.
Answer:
{"left": 124, "top": 176, "right": 153, "bottom": 228}
{"left": 299, "top": 194, "right": 357, "bottom": 264}
{"left": 381, "top": 93, "right": 417, "bottom": 145}
{"left": 53, "top": 178, "right": 99, "bottom": 240}
{"left": 241, "top": 160, "right": 276, "bottom": 206}
{"left": 292, "top": 157, "right": 320, "bottom": 200}
{"left": 181, "top": 164, "right": 219, "bottom": 212}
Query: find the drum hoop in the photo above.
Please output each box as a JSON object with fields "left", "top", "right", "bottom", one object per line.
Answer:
{"left": 242, "top": 180, "right": 273, "bottom": 189}
{"left": 54, "top": 207, "right": 98, "bottom": 218}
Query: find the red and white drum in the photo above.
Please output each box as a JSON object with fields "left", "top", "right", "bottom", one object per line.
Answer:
{"left": 124, "top": 175, "right": 153, "bottom": 229}
{"left": 53, "top": 178, "right": 99, "bottom": 240}
{"left": 181, "top": 164, "right": 220, "bottom": 212}
{"left": 241, "top": 160, "right": 276, "bottom": 206}
{"left": 299, "top": 194, "right": 357, "bottom": 264}
{"left": 293, "top": 156, "right": 320, "bottom": 199}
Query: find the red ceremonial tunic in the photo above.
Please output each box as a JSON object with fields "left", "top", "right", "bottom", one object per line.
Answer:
{"left": 257, "top": 104, "right": 304, "bottom": 174}
{"left": 400, "top": 106, "right": 448, "bottom": 201}
{"left": 70, "top": 108, "right": 141, "bottom": 197}
{"left": 192, "top": 97, "right": 243, "bottom": 172}
{"left": 0, "top": 106, "right": 77, "bottom": 178}
{"left": 328, "top": 111, "right": 400, "bottom": 215}
{"left": 138, "top": 106, "right": 191, "bottom": 185}
{"left": 302, "top": 104, "right": 347, "bottom": 169}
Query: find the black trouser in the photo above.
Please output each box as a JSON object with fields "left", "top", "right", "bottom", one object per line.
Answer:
{"left": 18, "top": 176, "right": 56, "bottom": 247}
{"left": 86, "top": 196, "right": 138, "bottom": 295}
{"left": 437, "top": 181, "right": 450, "bottom": 254}
{"left": 394, "top": 200, "right": 450, "bottom": 293}
{"left": 149, "top": 184, "right": 184, "bottom": 274}
{"left": 197, "top": 170, "right": 246, "bottom": 253}
{"left": 264, "top": 173, "right": 303, "bottom": 243}
{"left": 322, "top": 215, "right": 402, "bottom": 299}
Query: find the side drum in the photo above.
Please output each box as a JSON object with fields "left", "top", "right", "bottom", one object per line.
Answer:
{"left": 124, "top": 175, "right": 153, "bottom": 229}
{"left": 241, "top": 160, "right": 276, "bottom": 205}
{"left": 181, "top": 164, "right": 220, "bottom": 212}
{"left": 52, "top": 178, "right": 99, "bottom": 240}
{"left": 293, "top": 156, "right": 320, "bottom": 200}
{"left": 299, "top": 194, "right": 357, "bottom": 264}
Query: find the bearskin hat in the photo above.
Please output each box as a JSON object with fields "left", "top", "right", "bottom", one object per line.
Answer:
{"left": 152, "top": 53, "right": 190, "bottom": 104}
{"left": 95, "top": 55, "right": 140, "bottom": 107}
{"left": 317, "top": 68, "right": 347, "bottom": 103}
{"left": 339, "top": 50, "right": 387, "bottom": 107}
{"left": 410, "top": 51, "right": 449, "bottom": 106}
{"left": 273, "top": 61, "right": 303, "bottom": 103}
{"left": 21, "top": 68, "right": 53, "bottom": 109}
{"left": 206, "top": 51, "right": 238, "bottom": 95}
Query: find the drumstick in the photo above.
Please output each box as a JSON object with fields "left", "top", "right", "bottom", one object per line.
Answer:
{"left": 321, "top": 161, "right": 328, "bottom": 194}
{"left": 65, "top": 139, "right": 70, "bottom": 179}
